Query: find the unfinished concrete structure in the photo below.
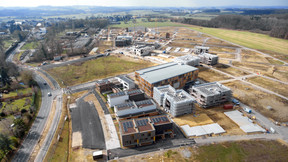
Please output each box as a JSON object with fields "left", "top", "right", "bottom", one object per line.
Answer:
{"left": 190, "top": 82, "right": 232, "bottom": 108}
{"left": 115, "top": 36, "right": 133, "bottom": 47}
{"left": 107, "top": 89, "right": 145, "bottom": 107}
{"left": 194, "top": 46, "right": 209, "bottom": 54}
{"left": 135, "top": 62, "right": 198, "bottom": 97}
{"left": 131, "top": 45, "right": 155, "bottom": 56}
{"left": 119, "top": 115, "right": 173, "bottom": 147}
{"left": 198, "top": 53, "right": 218, "bottom": 65}
{"left": 174, "top": 55, "right": 200, "bottom": 66}
{"left": 153, "top": 85, "right": 195, "bottom": 117}
{"left": 116, "top": 75, "right": 135, "bottom": 91}
{"left": 114, "top": 99, "right": 158, "bottom": 119}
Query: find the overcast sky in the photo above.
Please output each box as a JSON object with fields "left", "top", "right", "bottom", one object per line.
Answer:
{"left": 0, "top": 0, "right": 287, "bottom": 7}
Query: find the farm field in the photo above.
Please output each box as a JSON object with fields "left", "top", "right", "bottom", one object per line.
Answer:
{"left": 110, "top": 19, "right": 189, "bottom": 28}
{"left": 46, "top": 55, "right": 155, "bottom": 86}
{"left": 189, "top": 26, "right": 288, "bottom": 57}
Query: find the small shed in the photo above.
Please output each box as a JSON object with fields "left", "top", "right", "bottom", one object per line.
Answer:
{"left": 93, "top": 150, "right": 103, "bottom": 160}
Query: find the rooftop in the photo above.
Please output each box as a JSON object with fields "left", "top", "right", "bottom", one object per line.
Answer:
{"left": 135, "top": 118, "right": 154, "bottom": 132}
{"left": 136, "top": 62, "right": 198, "bottom": 84}
{"left": 108, "top": 89, "right": 144, "bottom": 98}
{"left": 120, "top": 120, "right": 137, "bottom": 135}
{"left": 155, "top": 85, "right": 195, "bottom": 102}
{"left": 192, "top": 82, "right": 231, "bottom": 96}
{"left": 117, "top": 75, "right": 134, "bottom": 85}
{"left": 194, "top": 46, "right": 210, "bottom": 49}
{"left": 95, "top": 79, "right": 111, "bottom": 86}
{"left": 150, "top": 115, "right": 172, "bottom": 126}
{"left": 174, "top": 55, "right": 200, "bottom": 62}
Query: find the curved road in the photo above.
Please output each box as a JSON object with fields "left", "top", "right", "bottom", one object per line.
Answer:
{"left": 5, "top": 40, "right": 62, "bottom": 162}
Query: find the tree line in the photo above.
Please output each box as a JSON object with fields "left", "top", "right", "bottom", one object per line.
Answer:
{"left": 171, "top": 14, "right": 288, "bottom": 39}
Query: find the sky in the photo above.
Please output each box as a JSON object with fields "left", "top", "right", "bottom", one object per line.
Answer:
{"left": 0, "top": 0, "right": 287, "bottom": 7}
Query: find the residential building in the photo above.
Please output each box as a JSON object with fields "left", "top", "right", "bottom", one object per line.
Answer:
{"left": 153, "top": 85, "right": 195, "bottom": 117}
{"left": 190, "top": 82, "right": 232, "bottom": 108}
{"left": 114, "top": 99, "right": 158, "bottom": 120}
{"left": 194, "top": 46, "right": 209, "bottom": 54}
{"left": 135, "top": 62, "right": 198, "bottom": 97}
{"left": 198, "top": 53, "right": 218, "bottom": 65}
{"left": 95, "top": 79, "right": 113, "bottom": 93}
{"left": 119, "top": 115, "right": 173, "bottom": 147}
{"left": 119, "top": 118, "right": 155, "bottom": 147}
{"left": 174, "top": 55, "right": 200, "bottom": 66}
{"left": 107, "top": 89, "right": 145, "bottom": 107}
{"left": 116, "top": 75, "right": 135, "bottom": 91}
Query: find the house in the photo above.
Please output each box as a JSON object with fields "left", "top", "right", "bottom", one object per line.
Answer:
{"left": 153, "top": 85, "right": 195, "bottom": 117}
{"left": 135, "top": 62, "right": 198, "bottom": 97}
{"left": 190, "top": 82, "right": 232, "bottom": 108}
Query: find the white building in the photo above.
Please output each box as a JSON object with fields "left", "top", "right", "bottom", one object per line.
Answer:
{"left": 153, "top": 85, "right": 195, "bottom": 117}
{"left": 131, "top": 45, "right": 155, "bottom": 56}
{"left": 174, "top": 55, "right": 200, "bottom": 66}
{"left": 107, "top": 89, "right": 145, "bottom": 107}
{"left": 116, "top": 75, "right": 135, "bottom": 91}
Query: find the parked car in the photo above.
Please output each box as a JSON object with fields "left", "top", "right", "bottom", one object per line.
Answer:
{"left": 47, "top": 92, "right": 52, "bottom": 97}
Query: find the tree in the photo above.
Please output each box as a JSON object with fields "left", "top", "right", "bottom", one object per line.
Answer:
{"left": 20, "top": 70, "right": 34, "bottom": 86}
{"left": 13, "top": 119, "right": 27, "bottom": 138}
{"left": 0, "top": 67, "right": 12, "bottom": 87}
{"left": 0, "top": 133, "right": 13, "bottom": 162}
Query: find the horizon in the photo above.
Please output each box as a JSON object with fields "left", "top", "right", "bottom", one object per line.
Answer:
{"left": 0, "top": 0, "right": 287, "bottom": 8}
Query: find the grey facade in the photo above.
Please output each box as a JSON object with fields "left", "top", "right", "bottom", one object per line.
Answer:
{"left": 198, "top": 53, "right": 218, "bottom": 65}
{"left": 194, "top": 46, "right": 209, "bottom": 54}
{"left": 174, "top": 55, "right": 200, "bottom": 66}
{"left": 114, "top": 99, "right": 157, "bottom": 119}
{"left": 190, "top": 82, "right": 232, "bottom": 108}
{"left": 153, "top": 85, "right": 195, "bottom": 117}
{"left": 115, "top": 36, "right": 133, "bottom": 47}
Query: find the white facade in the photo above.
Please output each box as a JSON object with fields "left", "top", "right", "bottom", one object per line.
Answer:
{"left": 132, "top": 46, "right": 155, "bottom": 56}
{"left": 107, "top": 93, "right": 129, "bottom": 107}
{"left": 116, "top": 76, "right": 135, "bottom": 91}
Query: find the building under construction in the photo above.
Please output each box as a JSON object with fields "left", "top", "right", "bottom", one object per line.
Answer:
{"left": 174, "top": 55, "right": 200, "bottom": 66}
{"left": 190, "top": 82, "right": 232, "bottom": 108}
{"left": 153, "top": 85, "right": 195, "bottom": 117}
{"left": 194, "top": 46, "right": 209, "bottom": 54}
{"left": 135, "top": 62, "right": 198, "bottom": 97}
{"left": 198, "top": 53, "right": 218, "bottom": 65}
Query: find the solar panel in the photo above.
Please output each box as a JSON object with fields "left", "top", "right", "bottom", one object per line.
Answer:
{"left": 128, "top": 121, "right": 133, "bottom": 128}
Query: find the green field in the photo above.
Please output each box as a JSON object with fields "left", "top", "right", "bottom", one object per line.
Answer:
{"left": 3, "top": 39, "right": 16, "bottom": 49}
{"left": 46, "top": 55, "right": 154, "bottom": 86}
{"left": 110, "top": 19, "right": 189, "bottom": 28}
{"left": 1, "top": 97, "right": 32, "bottom": 112}
{"left": 21, "top": 41, "right": 39, "bottom": 50}
{"left": 2, "top": 88, "right": 32, "bottom": 98}
{"left": 195, "top": 140, "right": 288, "bottom": 162}
{"left": 189, "top": 26, "right": 288, "bottom": 55}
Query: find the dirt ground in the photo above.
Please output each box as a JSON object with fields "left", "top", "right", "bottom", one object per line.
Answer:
{"left": 247, "top": 76, "right": 288, "bottom": 97}
{"left": 223, "top": 81, "right": 288, "bottom": 122}
{"left": 209, "top": 46, "right": 236, "bottom": 53}
{"left": 217, "top": 53, "right": 236, "bottom": 59}
{"left": 172, "top": 113, "right": 214, "bottom": 127}
{"left": 72, "top": 131, "right": 82, "bottom": 148}
{"left": 214, "top": 63, "right": 249, "bottom": 77}
{"left": 198, "top": 66, "right": 232, "bottom": 82}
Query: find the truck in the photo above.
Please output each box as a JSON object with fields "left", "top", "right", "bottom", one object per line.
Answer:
{"left": 232, "top": 99, "right": 240, "bottom": 105}
{"left": 244, "top": 107, "right": 252, "bottom": 114}
{"left": 223, "top": 104, "right": 234, "bottom": 110}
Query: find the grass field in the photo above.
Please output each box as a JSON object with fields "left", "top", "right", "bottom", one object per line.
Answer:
{"left": 3, "top": 88, "right": 32, "bottom": 98}
{"left": 195, "top": 140, "right": 288, "bottom": 162}
{"left": 189, "top": 26, "right": 288, "bottom": 56}
{"left": 110, "top": 19, "right": 189, "bottom": 28}
{"left": 21, "top": 41, "right": 39, "bottom": 50}
{"left": 46, "top": 55, "right": 154, "bottom": 86}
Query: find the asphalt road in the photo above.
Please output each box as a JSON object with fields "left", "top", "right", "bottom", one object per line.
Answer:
{"left": 71, "top": 98, "right": 106, "bottom": 149}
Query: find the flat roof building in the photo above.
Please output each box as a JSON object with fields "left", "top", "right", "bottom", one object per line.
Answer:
{"left": 135, "top": 62, "right": 198, "bottom": 97}
{"left": 194, "top": 46, "right": 209, "bottom": 54}
{"left": 198, "top": 53, "right": 218, "bottom": 65}
{"left": 116, "top": 75, "right": 135, "bottom": 91}
{"left": 115, "top": 36, "right": 133, "bottom": 47}
{"left": 174, "top": 55, "right": 200, "bottom": 67}
{"left": 114, "top": 99, "right": 158, "bottom": 119}
{"left": 119, "top": 115, "right": 173, "bottom": 147}
{"left": 107, "top": 89, "right": 145, "bottom": 107}
{"left": 153, "top": 85, "right": 196, "bottom": 117}
{"left": 190, "top": 82, "right": 232, "bottom": 108}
